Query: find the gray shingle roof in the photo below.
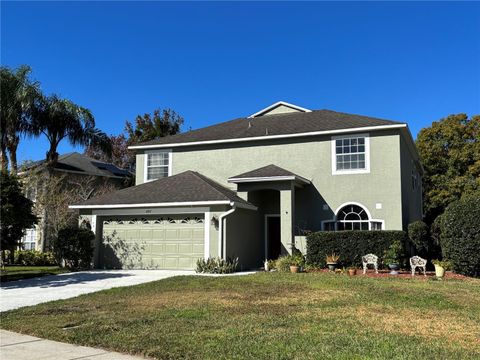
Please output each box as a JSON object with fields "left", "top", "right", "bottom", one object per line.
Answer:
{"left": 229, "top": 165, "right": 310, "bottom": 184}
{"left": 23, "top": 152, "right": 131, "bottom": 178}
{"left": 134, "top": 109, "right": 404, "bottom": 147}
{"left": 230, "top": 165, "right": 299, "bottom": 179}
{"left": 72, "top": 171, "right": 254, "bottom": 207}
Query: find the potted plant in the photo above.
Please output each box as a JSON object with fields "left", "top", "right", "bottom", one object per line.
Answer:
{"left": 383, "top": 240, "right": 403, "bottom": 275}
{"left": 289, "top": 254, "right": 305, "bottom": 273}
{"left": 432, "top": 259, "right": 452, "bottom": 279}
{"left": 347, "top": 267, "right": 357, "bottom": 276}
{"left": 326, "top": 253, "right": 340, "bottom": 271}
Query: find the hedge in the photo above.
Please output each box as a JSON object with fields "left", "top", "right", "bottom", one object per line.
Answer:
{"left": 306, "top": 230, "right": 408, "bottom": 267}
{"left": 440, "top": 195, "right": 480, "bottom": 277}
{"left": 14, "top": 250, "right": 57, "bottom": 266}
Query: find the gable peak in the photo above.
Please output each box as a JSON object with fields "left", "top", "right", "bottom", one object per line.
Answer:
{"left": 248, "top": 101, "right": 312, "bottom": 118}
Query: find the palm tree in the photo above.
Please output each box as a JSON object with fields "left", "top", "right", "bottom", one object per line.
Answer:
{"left": 29, "top": 94, "right": 111, "bottom": 251}
{"left": 0, "top": 65, "right": 40, "bottom": 173}
{"left": 30, "top": 94, "right": 112, "bottom": 169}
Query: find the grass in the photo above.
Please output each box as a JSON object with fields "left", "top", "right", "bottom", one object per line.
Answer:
{"left": 1, "top": 272, "right": 480, "bottom": 359}
{"left": 0, "top": 266, "right": 67, "bottom": 282}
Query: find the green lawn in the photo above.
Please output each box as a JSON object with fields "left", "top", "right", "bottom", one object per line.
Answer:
{"left": 1, "top": 273, "right": 479, "bottom": 359}
{"left": 0, "top": 266, "right": 67, "bottom": 282}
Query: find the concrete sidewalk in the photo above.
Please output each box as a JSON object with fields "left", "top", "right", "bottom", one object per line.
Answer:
{"left": 0, "top": 330, "right": 147, "bottom": 359}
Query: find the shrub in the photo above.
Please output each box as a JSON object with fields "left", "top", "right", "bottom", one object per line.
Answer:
{"left": 382, "top": 240, "right": 405, "bottom": 266}
{"left": 14, "top": 250, "right": 57, "bottom": 266}
{"left": 408, "top": 221, "right": 429, "bottom": 254}
{"left": 196, "top": 257, "right": 238, "bottom": 274}
{"left": 440, "top": 195, "right": 480, "bottom": 277}
{"left": 306, "top": 231, "right": 407, "bottom": 267}
{"left": 52, "top": 226, "right": 95, "bottom": 270}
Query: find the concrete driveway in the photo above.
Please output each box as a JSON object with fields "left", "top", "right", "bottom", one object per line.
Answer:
{"left": 0, "top": 270, "right": 194, "bottom": 312}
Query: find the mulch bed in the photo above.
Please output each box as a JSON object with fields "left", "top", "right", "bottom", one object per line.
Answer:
{"left": 305, "top": 268, "right": 470, "bottom": 280}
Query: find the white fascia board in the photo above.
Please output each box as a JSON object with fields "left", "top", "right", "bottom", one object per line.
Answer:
{"left": 228, "top": 175, "right": 310, "bottom": 185}
{"left": 128, "top": 124, "right": 407, "bottom": 150}
{"left": 248, "top": 101, "right": 312, "bottom": 118}
{"left": 69, "top": 200, "right": 231, "bottom": 209}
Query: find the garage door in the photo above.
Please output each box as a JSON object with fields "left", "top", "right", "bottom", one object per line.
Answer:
{"left": 101, "top": 215, "right": 204, "bottom": 270}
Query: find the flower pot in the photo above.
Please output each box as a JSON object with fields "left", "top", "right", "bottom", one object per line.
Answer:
{"left": 348, "top": 269, "right": 356, "bottom": 276}
{"left": 388, "top": 263, "right": 400, "bottom": 275}
{"left": 434, "top": 265, "right": 445, "bottom": 279}
{"left": 327, "top": 263, "right": 337, "bottom": 271}
{"left": 290, "top": 265, "right": 299, "bottom": 273}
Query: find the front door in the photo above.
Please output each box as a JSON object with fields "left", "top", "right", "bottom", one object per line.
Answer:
{"left": 266, "top": 216, "right": 281, "bottom": 260}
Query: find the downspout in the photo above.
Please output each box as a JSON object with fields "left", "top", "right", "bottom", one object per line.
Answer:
{"left": 218, "top": 202, "right": 237, "bottom": 259}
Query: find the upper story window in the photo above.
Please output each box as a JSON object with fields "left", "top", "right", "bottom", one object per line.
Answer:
{"left": 331, "top": 134, "right": 370, "bottom": 175}
{"left": 144, "top": 150, "right": 171, "bottom": 182}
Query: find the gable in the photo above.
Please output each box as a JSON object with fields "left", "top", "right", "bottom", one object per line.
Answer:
{"left": 248, "top": 101, "right": 312, "bottom": 118}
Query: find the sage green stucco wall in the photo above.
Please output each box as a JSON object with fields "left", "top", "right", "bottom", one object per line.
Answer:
{"left": 137, "top": 130, "right": 404, "bottom": 230}
{"left": 135, "top": 153, "right": 145, "bottom": 185}
{"left": 133, "top": 129, "right": 423, "bottom": 235}
{"left": 225, "top": 208, "right": 263, "bottom": 269}
{"left": 399, "top": 135, "right": 423, "bottom": 228}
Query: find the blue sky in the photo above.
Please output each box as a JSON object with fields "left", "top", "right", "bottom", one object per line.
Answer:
{"left": 2, "top": 1, "right": 479, "bottom": 163}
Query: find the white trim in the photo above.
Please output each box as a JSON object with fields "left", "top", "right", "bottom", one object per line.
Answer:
{"left": 228, "top": 175, "right": 311, "bottom": 184}
{"left": 248, "top": 101, "right": 312, "bottom": 118}
{"left": 322, "top": 202, "right": 385, "bottom": 231}
{"left": 92, "top": 207, "right": 209, "bottom": 216}
{"left": 69, "top": 201, "right": 231, "bottom": 209}
{"left": 128, "top": 124, "right": 407, "bottom": 150}
{"left": 331, "top": 133, "right": 370, "bottom": 175}
{"left": 334, "top": 201, "right": 373, "bottom": 220}
{"left": 204, "top": 210, "right": 210, "bottom": 259}
{"left": 264, "top": 214, "right": 281, "bottom": 260}
{"left": 144, "top": 149, "right": 172, "bottom": 183}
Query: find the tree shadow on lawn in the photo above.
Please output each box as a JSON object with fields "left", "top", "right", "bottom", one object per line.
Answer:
{"left": 0, "top": 271, "right": 133, "bottom": 290}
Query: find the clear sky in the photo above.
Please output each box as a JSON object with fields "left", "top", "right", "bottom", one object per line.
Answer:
{"left": 2, "top": 1, "right": 479, "bottom": 163}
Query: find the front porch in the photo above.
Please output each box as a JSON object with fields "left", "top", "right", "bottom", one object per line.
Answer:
{"left": 227, "top": 164, "right": 311, "bottom": 263}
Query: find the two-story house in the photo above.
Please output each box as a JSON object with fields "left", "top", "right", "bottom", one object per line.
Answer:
{"left": 71, "top": 101, "right": 423, "bottom": 270}
{"left": 21, "top": 152, "right": 131, "bottom": 251}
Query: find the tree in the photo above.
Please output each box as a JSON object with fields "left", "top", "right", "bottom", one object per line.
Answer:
{"left": 125, "top": 108, "right": 183, "bottom": 145}
{"left": 440, "top": 194, "right": 480, "bottom": 277}
{"left": 22, "top": 168, "right": 121, "bottom": 250}
{"left": 0, "top": 171, "right": 38, "bottom": 263}
{"left": 0, "top": 65, "right": 41, "bottom": 173}
{"left": 84, "top": 134, "right": 132, "bottom": 170}
{"left": 30, "top": 94, "right": 112, "bottom": 169}
{"left": 416, "top": 114, "right": 480, "bottom": 224}
{"left": 85, "top": 108, "right": 183, "bottom": 171}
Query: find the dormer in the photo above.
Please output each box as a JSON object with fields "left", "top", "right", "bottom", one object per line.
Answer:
{"left": 248, "top": 101, "right": 312, "bottom": 118}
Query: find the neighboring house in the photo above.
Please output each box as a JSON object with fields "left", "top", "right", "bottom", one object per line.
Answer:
{"left": 20, "top": 152, "right": 131, "bottom": 251}
{"left": 71, "top": 101, "right": 423, "bottom": 270}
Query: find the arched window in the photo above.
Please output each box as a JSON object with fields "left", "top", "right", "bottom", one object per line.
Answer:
{"left": 337, "top": 204, "right": 369, "bottom": 230}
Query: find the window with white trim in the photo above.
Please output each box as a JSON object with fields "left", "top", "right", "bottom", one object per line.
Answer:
{"left": 335, "top": 137, "right": 366, "bottom": 170}
{"left": 332, "top": 134, "right": 370, "bottom": 175}
{"left": 337, "top": 204, "right": 369, "bottom": 230}
{"left": 21, "top": 228, "right": 36, "bottom": 250}
{"left": 322, "top": 203, "right": 384, "bottom": 231}
{"left": 145, "top": 151, "right": 170, "bottom": 181}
